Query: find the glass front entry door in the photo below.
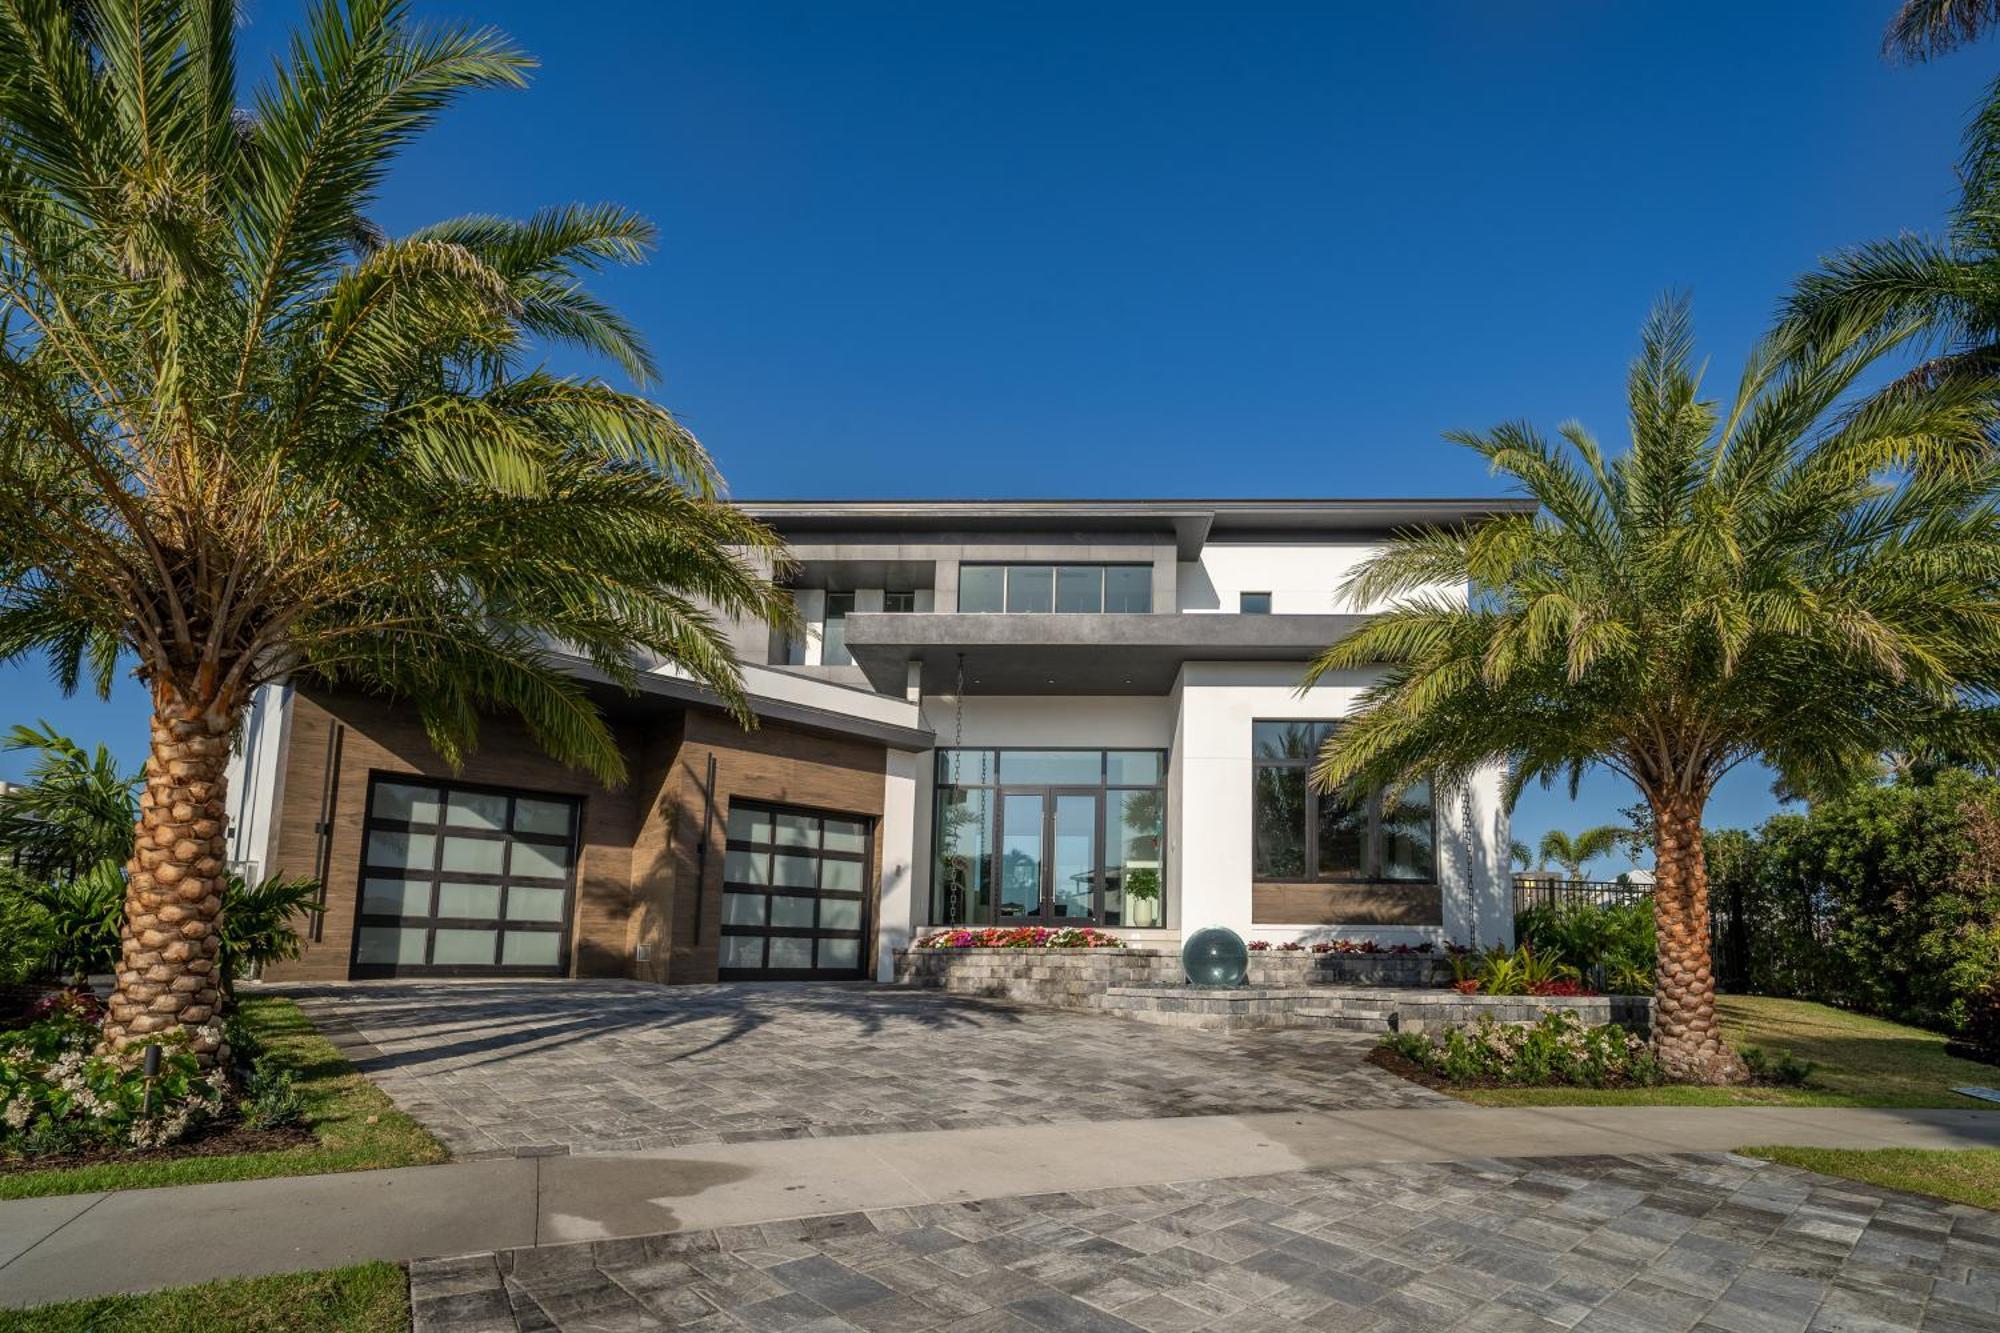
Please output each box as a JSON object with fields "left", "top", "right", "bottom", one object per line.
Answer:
{"left": 996, "top": 789, "right": 1102, "bottom": 923}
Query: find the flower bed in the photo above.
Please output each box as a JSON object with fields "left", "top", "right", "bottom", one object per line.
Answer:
{"left": 2, "top": 992, "right": 222, "bottom": 1156}
{"left": 1450, "top": 977, "right": 1596, "bottom": 997}
{"left": 1246, "top": 938, "right": 1464, "bottom": 955}
{"left": 913, "top": 926, "right": 1127, "bottom": 950}
{"left": 1376, "top": 1011, "right": 1662, "bottom": 1089}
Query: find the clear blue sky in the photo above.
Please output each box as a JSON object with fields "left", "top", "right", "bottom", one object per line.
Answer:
{"left": 4, "top": 1, "right": 1992, "bottom": 875}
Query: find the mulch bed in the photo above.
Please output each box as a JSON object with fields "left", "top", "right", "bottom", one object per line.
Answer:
{"left": 0, "top": 1104, "right": 314, "bottom": 1175}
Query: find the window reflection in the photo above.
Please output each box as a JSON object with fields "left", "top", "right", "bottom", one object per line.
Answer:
{"left": 1249, "top": 722, "right": 1438, "bottom": 883}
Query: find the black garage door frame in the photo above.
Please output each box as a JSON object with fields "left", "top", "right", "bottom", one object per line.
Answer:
{"left": 348, "top": 773, "right": 580, "bottom": 979}
{"left": 716, "top": 797, "right": 872, "bottom": 981}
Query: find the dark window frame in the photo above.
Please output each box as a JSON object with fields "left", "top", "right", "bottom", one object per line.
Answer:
{"left": 821, "top": 591, "right": 857, "bottom": 666}
{"left": 1240, "top": 591, "right": 1273, "bottom": 615}
{"left": 718, "top": 798, "right": 873, "bottom": 980}
{"left": 349, "top": 773, "right": 579, "bottom": 979}
{"left": 930, "top": 747, "right": 1168, "bottom": 927}
{"left": 1250, "top": 721, "right": 1438, "bottom": 886}
{"left": 956, "top": 564, "right": 1154, "bottom": 615}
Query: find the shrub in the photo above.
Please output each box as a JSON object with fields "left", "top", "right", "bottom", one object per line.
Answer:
{"left": 1514, "top": 899, "right": 1654, "bottom": 992}
{"left": 7, "top": 861, "right": 123, "bottom": 979}
{"left": 1952, "top": 980, "right": 2000, "bottom": 1064}
{"left": 1380, "top": 1011, "right": 1660, "bottom": 1089}
{"left": 1716, "top": 770, "right": 2000, "bottom": 1033}
{"left": 1448, "top": 945, "right": 1590, "bottom": 996}
{"left": 0, "top": 1004, "right": 221, "bottom": 1155}
{"left": 1738, "top": 1044, "right": 1815, "bottom": 1087}
{"left": 25, "top": 987, "right": 103, "bottom": 1027}
{"left": 240, "top": 1057, "right": 306, "bottom": 1130}
{"left": 217, "top": 871, "right": 322, "bottom": 998}
{"left": 913, "top": 927, "right": 1126, "bottom": 949}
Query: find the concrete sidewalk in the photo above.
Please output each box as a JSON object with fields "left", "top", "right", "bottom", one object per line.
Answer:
{"left": 3, "top": 1105, "right": 1998, "bottom": 1306}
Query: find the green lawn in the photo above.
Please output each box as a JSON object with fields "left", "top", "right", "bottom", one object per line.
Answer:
{"left": 1741, "top": 1146, "right": 2000, "bottom": 1211}
{"left": 0, "top": 996, "right": 446, "bottom": 1200}
{"left": 0, "top": 1262, "right": 408, "bottom": 1333}
{"left": 1456, "top": 994, "right": 1997, "bottom": 1108}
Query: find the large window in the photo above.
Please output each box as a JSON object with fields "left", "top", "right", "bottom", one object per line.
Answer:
{"left": 932, "top": 748, "right": 1165, "bottom": 927}
{"left": 957, "top": 565, "right": 1152, "bottom": 614}
{"left": 351, "top": 776, "right": 577, "bottom": 976}
{"left": 1251, "top": 721, "right": 1435, "bottom": 883}
{"left": 719, "top": 801, "right": 871, "bottom": 978}
{"left": 821, "top": 591, "right": 856, "bottom": 666}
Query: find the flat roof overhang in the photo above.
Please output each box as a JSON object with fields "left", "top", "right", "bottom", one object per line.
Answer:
{"left": 842, "top": 612, "right": 1370, "bottom": 694}
{"left": 737, "top": 498, "right": 1537, "bottom": 561}
{"left": 555, "top": 651, "right": 936, "bottom": 750}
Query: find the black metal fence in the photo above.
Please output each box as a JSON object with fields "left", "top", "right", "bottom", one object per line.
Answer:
{"left": 1515, "top": 877, "right": 1767, "bottom": 991}
{"left": 1512, "top": 877, "right": 1651, "bottom": 914}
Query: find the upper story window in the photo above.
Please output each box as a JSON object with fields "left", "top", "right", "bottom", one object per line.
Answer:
{"left": 1251, "top": 720, "right": 1435, "bottom": 884}
{"left": 1240, "top": 591, "right": 1272, "bottom": 615}
{"left": 882, "top": 590, "right": 916, "bottom": 613}
{"left": 958, "top": 564, "right": 1152, "bottom": 614}
{"left": 822, "top": 592, "right": 856, "bottom": 666}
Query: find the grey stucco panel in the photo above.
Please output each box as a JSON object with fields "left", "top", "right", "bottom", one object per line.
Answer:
{"left": 841, "top": 612, "right": 1369, "bottom": 693}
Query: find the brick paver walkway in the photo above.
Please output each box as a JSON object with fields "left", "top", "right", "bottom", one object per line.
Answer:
{"left": 410, "top": 1152, "right": 2000, "bottom": 1332}
{"left": 286, "top": 981, "right": 1441, "bottom": 1156}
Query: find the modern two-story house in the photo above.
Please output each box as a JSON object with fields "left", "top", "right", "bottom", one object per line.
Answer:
{"left": 225, "top": 498, "right": 1526, "bottom": 985}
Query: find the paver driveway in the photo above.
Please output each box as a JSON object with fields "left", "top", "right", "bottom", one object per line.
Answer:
{"left": 285, "top": 980, "right": 1440, "bottom": 1155}
{"left": 411, "top": 1152, "right": 2000, "bottom": 1332}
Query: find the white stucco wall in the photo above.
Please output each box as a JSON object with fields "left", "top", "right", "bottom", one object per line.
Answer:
{"left": 1177, "top": 543, "right": 1377, "bottom": 614}
{"left": 1170, "top": 661, "right": 1510, "bottom": 949}
{"left": 874, "top": 748, "right": 920, "bottom": 980}
{"left": 223, "top": 682, "right": 293, "bottom": 881}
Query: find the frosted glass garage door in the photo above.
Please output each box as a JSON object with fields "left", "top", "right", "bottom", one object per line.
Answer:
{"left": 351, "top": 777, "right": 577, "bottom": 977}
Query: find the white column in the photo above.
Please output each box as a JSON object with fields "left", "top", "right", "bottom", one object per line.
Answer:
{"left": 875, "top": 748, "right": 921, "bottom": 981}
{"left": 223, "top": 682, "right": 294, "bottom": 879}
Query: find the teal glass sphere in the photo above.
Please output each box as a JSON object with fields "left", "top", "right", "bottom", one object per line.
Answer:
{"left": 1182, "top": 926, "right": 1249, "bottom": 988}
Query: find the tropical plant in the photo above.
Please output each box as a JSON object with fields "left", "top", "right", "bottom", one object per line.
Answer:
{"left": 1509, "top": 839, "right": 1533, "bottom": 872}
{"left": 215, "top": 872, "right": 321, "bottom": 1001}
{"left": 1449, "top": 943, "right": 1579, "bottom": 997}
{"left": 0, "top": 724, "right": 138, "bottom": 883}
{"left": 1515, "top": 899, "right": 1655, "bottom": 993}
{"left": 11, "top": 861, "right": 124, "bottom": 980}
{"left": 1784, "top": 74, "right": 2000, "bottom": 419}
{"left": 1534, "top": 825, "right": 1623, "bottom": 880}
{"left": 0, "top": 1, "right": 793, "bottom": 1060}
{"left": 1884, "top": 0, "right": 2000, "bottom": 61}
{"left": 1305, "top": 298, "right": 2000, "bottom": 1081}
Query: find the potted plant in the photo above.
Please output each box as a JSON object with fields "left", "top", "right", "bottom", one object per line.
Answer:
{"left": 1123, "top": 867, "right": 1161, "bottom": 928}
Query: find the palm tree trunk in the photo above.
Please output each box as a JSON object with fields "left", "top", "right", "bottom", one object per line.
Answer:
{"left": 100, "top": 684, "right": 232, "bottom": 1066}
{"left": 1650, "top": 794, "right": 1742, "bottom": 1084}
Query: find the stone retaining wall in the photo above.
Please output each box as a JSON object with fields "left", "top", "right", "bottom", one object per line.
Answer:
{"left": 1247, "top": 953, "right": 1452, "bottom": 988}
{"left": 893, "top": 948, "right": 1180, "bottom": 1010}
{"left": 1379, "top": 989, "right": 1652, "bottom": 1034}
{"left": 894, "top": 948, "right": 1651, "bottom": 1033}
{"left": 893, "top": 947, "right": 1452, "bottom": 1007}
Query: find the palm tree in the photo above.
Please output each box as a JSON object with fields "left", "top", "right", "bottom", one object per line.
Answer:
{"left": 0, "top": 1, "right": 792, "bottom": 1061}
{"left": 1884, "top": 0, "right": 2000, "bottom": 61}
{"left": 0, "top": 723, "right": 139, "bottom": 882}
{"left": 1305, "top": 298, "right": 2000, "bottom": 1083}
{"left": 1784, "top": 78, "right": 2000, "bottom": 396}
{"left": 1509, "top": 839, "right": 1534, "bottom": 874}
{"left": 1535, "top": 826, "right": 1623, "bottom": 882}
